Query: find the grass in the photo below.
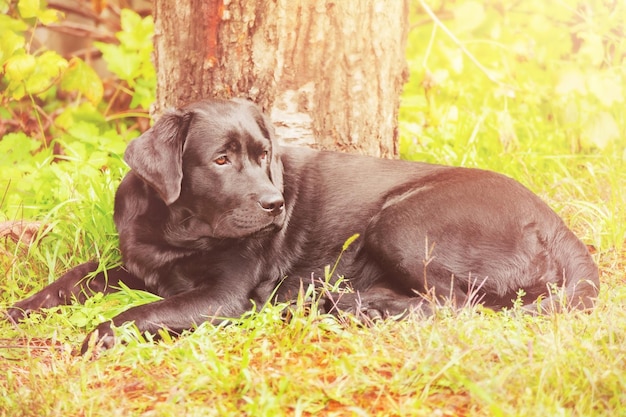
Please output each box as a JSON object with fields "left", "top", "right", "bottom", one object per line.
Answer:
{"left": 2, "top": 284, "right": 626, "bottom": 416}
{"left": 2, "top": 1, "right": 626, "bottom": 416}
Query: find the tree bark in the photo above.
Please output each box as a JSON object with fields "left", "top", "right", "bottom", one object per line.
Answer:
{"left": 153, "top": 0, "right": 409, "bottom": 157}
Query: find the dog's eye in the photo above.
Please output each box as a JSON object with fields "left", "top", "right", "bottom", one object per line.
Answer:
{"left": 215, "top": 155, "right": 229, "bottom": 166}
{"left": 260, "top": 150, "right": 269, "bottom": 161}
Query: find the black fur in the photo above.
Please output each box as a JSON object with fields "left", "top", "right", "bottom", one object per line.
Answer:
{"left": 7, "top": 99, "right": 599, "bottom": 353}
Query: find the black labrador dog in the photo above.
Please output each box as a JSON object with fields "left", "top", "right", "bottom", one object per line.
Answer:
{"left": 7, "top": 98, "right": 599, "bottom": 352}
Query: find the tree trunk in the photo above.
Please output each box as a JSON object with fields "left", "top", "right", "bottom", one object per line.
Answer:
{"left": 153, "top": 0, "right": 409, "bottom": 157}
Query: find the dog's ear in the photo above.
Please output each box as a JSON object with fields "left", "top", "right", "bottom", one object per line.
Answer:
{"left": 124, "top": 109, "right": 193, "bottom": 205}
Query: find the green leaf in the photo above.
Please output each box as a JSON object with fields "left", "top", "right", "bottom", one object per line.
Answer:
{"left": 23, "top": 51, "right": 67, "bottom": 95}
{"left": 17, "top": 0, "right": 40, "bottom": 19}
{"left": 3, "top": 53, "right": 35, "bottom": 81}
{"left": 0, "top": 0, "right": 10, "bottom": 13}
{"left": 0, "top": 14, "right": 28, "bottom": 32}
{"left": 37, "top": 8, "right": 61, "bottom": 25}
{"left": 101, "top": 129, "right": 130, "bottom": 155}
{"left": 66, "top": 121, "right": 101, "bottom": 146}
{"left": 61, "top": 57, "right": 104, "bottom": 105}
{"left": 118, "top": 10, "right": 154, "bottom": 50}
{"left": 17, "top": 0, "right": 61, "bottom": 24}
{"left": 0, "top": 30, "right": 25, "bottom": 65}
{"left": 129, "top": 77, "right": 155, "bottom": 109}
{"left": 0, "top": 132, "right": 40, "bottom": 165}
{"left": 94, "top": 41, "right": 141, "bottom": 83}
{"left": 55, "top": 102, "right": 106, "bottom": 131}
{"left": 120, "top": 8, "right": 142, "bottom": 32}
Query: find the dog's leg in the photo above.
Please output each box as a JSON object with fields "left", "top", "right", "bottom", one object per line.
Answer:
{"left": 523, "top": 275, "right": 599, "bottom": 314}
{"left": 80, "top": 285, "right": 255, "bottom": 354}
{"left": 6, "top": 261, "right": 145, "bottom": 323}
{"left": 360, "top": 177, "right": 599, "bottom": 314}
{"left": 524, "top": 227, "right": 599, "bottom": 313}
{"left": 322, "top": 286, "right": 434, "bottom": 320}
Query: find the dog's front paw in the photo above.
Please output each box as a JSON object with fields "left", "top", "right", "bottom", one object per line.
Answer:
{"left": 5, "top": 304, "right": 30, "bottom": 324}
{"left": 80, "top": 321, "right": 116, "bottom": 355}
{"left": 6, "top": 288, "right": 68, "bottom": 324}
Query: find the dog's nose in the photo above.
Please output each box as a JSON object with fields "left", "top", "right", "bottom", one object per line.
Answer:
{"left": 259, "top": 194, "right": 285, "bottom": 216}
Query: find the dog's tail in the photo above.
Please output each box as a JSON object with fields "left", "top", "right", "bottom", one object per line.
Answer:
{"left": 528, "top": 227, "right": 600, "bottom": 314}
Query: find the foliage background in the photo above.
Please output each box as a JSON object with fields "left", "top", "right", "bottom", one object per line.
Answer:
{"left": 1, "top": 0, "right": 625, "bottom": 416}
{"left": 400, "top": 0, "right": 625, "bottom": 253}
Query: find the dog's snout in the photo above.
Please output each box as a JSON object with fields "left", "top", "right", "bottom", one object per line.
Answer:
{"left": 259, "top": 193, "right": 285, "bottom": 216}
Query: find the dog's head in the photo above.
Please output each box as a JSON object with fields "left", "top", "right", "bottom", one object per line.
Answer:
{"left": 124, "top": 98, "right": 285, "bottom": 238}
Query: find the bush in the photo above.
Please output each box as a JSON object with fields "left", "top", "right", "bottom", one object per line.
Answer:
{"left": 0, "top": 1, "right": 155, "bottom": 223}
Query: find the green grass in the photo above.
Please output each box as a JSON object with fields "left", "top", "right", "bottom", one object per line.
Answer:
{"left": 2, "top": 288, "right": 626, "bottom": 416}
{"left": 2, "top": 1, "right": 626, "bottom": 416}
